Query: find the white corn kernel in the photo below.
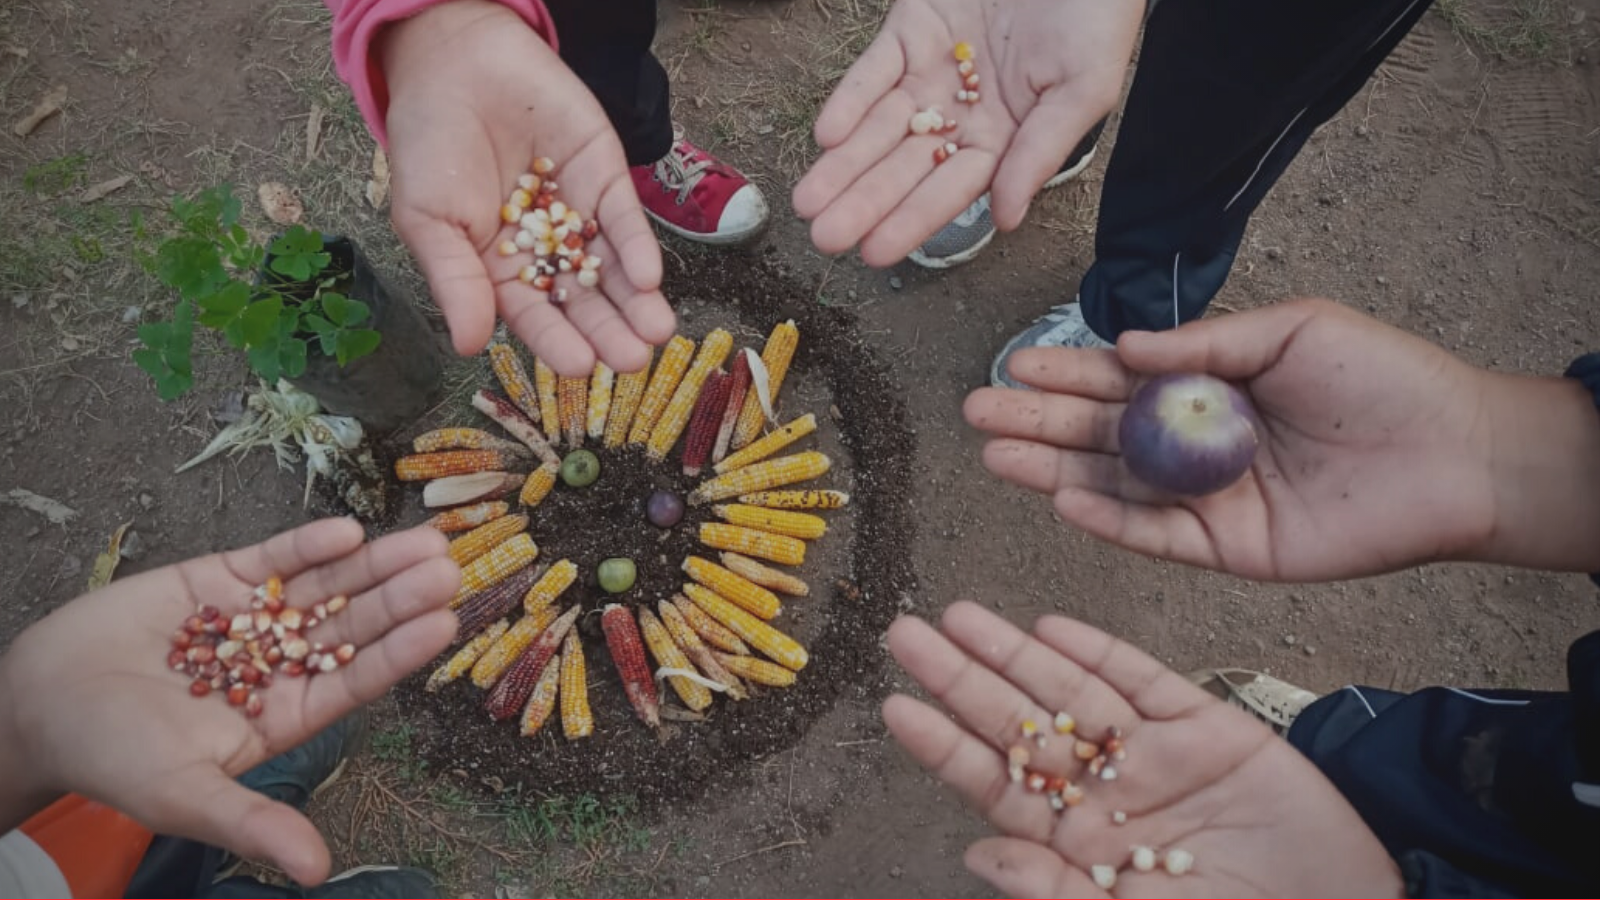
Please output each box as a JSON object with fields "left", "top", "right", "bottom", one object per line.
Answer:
{"left": 549, "top": 201, "right": 568, "bottom": 221}
{"left": 1131, "top": 846, "right": 1156, "bottom": 873}
{"left": 558, "top": 258, "right": 573, "bottom": 272}
{"left": 1053, "top": 711, "right": 1076, "bottom": 735}
{"left": 514, "top": 229, "right": 537, "bottom": 249}
{"left": 517, "top": 173, "right": 539, "bottom": 191}
{"left": 1163, "top": 848, "right": 1194, "bottom": 876}
{"left": 958, "top": 59, "right": 975, "bottom": 76}
{"left": 532, "top": 157, "right": 555, "bottom": 175}
{"left": 1111, "top": 810, "right": 1127, "bottom": 825}
{"left": 581, "top": 254, "right": 602, "bottom": 271}
{"left": 1091, "top": 865, "right": 1117, "bottom": 891}
{"left": 518, "top": 265, "right": 538, "bottom": 284}
{"left": 497, "top": 240, "right": 518, "bottom": 257}
{"left": 576, "top": 269, "right": 600, "bottom": 289}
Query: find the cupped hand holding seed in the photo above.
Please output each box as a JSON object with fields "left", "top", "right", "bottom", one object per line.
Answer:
{"left": 0, "top": 519, "right": 460, "bottom": 887}
{"left": 793, "top": 0, "right": 1143, "bottom": 266}
{"left": 379, "top": 0, "right": 675, "bottom": 376}
{"left": 882, "top": 601, "right": 1403, "bottom": 897}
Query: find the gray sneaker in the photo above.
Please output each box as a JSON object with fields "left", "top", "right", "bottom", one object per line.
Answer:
{"left": 989, "top": 300, "right": 1113, "bottom": 389}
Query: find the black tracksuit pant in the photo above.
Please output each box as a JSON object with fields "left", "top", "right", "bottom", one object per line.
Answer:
{"left": 544, "top": 0, "right": 674, "bottom": 167}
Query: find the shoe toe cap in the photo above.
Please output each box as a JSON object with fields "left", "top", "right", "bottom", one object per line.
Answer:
{"left": 717, "top": 184, "right": 769, "bottom": 237}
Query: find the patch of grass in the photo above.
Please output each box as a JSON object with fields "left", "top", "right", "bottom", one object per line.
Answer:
{"left": 23, "top": 154, "right": 89, "bottom": 195}
{"left": 501, "top": 791, "right": 641, "bottom": 848}
{"left": 1434, "top": 0, "right": 1568, "bottom": 60}
{"left": 369, "top": 721, "right": 431, "bottom": 783}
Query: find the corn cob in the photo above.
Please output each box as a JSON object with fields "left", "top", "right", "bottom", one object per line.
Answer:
{"left": 689, "top": 451, "right": 831, "bottom": 505}
{"left": 424, "top": 472, "right": 524, "bottom": 509}
{"left": 627, "top": 335, "right": 695, "bottom": 446}
{"left": 680, "top": 369, "right": 732, "bottom": 476}
{"left": 426, "top": 619, "right": 510, "bottom": 692}
{"left": 714, "top": 414, "right": 818, "bottom": 475}
{"left": 455, "top": 563, "right": 545, "bottom": 641}
{"left": 699, "top": 523, "right": 805, "bottom": 567}
{"left": 559, "top": 632, "right": 593, "bottom": 739}
{"left": 719, "top": 552, "right": 811, "bottom": 597}
{"left": 447, "top": 513, "right": 530, "bottom": 567}
{"left": 470, "top": 604, "right": 560, "bottom": 688}
{"left": 712, "top": 351, "right": 752, "bottom": 464}
{"left": 601, "top": 604, "right": 660, "bottom": 726}
{"left": 533, "top": 358, "right": 561, "bottom": 444}
{"left": 731, "top": 320, "right": 799, "bottom": 449}
{"left": 737, "top": 490, "right": 850, "bottom": 510}
{"left": 489, "top": 341, "right": 542, "bottom": 423}
{"left": 639, "top": 607, "right": 714, "bottom": 712}
{"left": 452, "top": 533, "right": 539, "bottom": 606}
{"left": 523, "top": 558, "right": 578, "bottom": 614}
{"left": 517, "top": 651, "right": 563, "bottom": 736}
{"left": 519, "top": 459, "right": 560, "bottom": 508}
{"left": 682, "top": 555, "right": 782, "bottom": 620}
{"left": 426, "top": 500, "right": 509, "bottom": 533}
{"left": 716, "top": 651, "right": 798, "bottom": 687}
{"left": 713, "top": 504, "right": 827, "bottom": 540}
{"left": 658, "top": 600, "right": 746, "bottom": 700}
{"left": 471, "top": 390, "right": 560, "bottom": 466}
{"left": 683, "top": 583, "right": 808, "bottom": 671}
{"left": 603, "top": 353, "right": 652, "bottom": 448}
{"left": 671, "top": 594, "right": 750, "bottom": 655}
{"left": 586, "top": 362, "right": 615, "bottom": 440}
{"left": 413, "top": 427, "right": 529, "bottom": 456}
{"left": 647, "top": 328, "right": 733, "bottom": 460}
{"left": 485, "top": 605, "right": 580, "bottom": 720}
{"left": 557, "top": 375, "right": 587, "bottom": 447}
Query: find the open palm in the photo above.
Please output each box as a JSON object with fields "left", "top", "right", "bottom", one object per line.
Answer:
{"left": 964, "top": 299, "right": 1499, "bottom": 581}
{"left": 0, "top": 519, "right": 459, "bottom": 886}
{"left": 885, "top": 601, "right": 1401, "bottom": 897}
{"left": 793, "top": 0, "right": 1142, "bottom": 266}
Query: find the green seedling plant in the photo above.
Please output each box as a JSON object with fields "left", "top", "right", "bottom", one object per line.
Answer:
{"left": 135, "top": 184, "right": 381, "bottom": 400}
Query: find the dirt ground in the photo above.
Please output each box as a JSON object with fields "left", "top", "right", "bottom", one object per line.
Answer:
{"left": 5, "top": 0, "right": 1600, "bottom": 896}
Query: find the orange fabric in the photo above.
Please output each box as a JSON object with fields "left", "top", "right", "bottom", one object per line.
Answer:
{"left": 19, "top": 794, "right": 152, "bottom": 898}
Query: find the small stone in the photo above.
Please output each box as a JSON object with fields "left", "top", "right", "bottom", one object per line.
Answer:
{"left": 1356, "top": 124, "right": 1370, "bottom": 137}
{"left": 1265, "top": 246, "right": 1283, "bottom": 260}
{"left": 1376, "top": 275, "right": 1388, "bottom": 285}
{"left": 119, "top": 529, "right": 145, "bottom": 560}
{"left": 1304, "top": 645, "right": 1317, "bottom": 656}
{"left": 888, "top": 275, "right": 903, "bottom": 290}
{"left": 138, "top": 491, "right": 155, "bottom": 510}
{"left": 889, "top": 866, "right": 903, "bottom": 879}
{"left": 122, "top": 305, "right": 142, "bottom": 324}
{"left": 1283, "top": 634, "right": 1297, "bottom": 646}
{"left": 10, "top": 293, "right": 29, "bottom": 309}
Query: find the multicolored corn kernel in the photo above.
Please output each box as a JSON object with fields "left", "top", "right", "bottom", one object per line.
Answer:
{"left": 426, "top": 619, "right": 509, "bottom": 692}
{"left": 628, "top": 336, "right": 695, "bottom": 446}
{"left": 718, "top": 551, "right": 810, "bottom": 597}
{"left": 735, "top": 490, "right": 849, "bottom": 510}
{"left": 730, "top": 320, "right": 799, "bottom": 450}
{"left": 603, "top": 353, "right": 652, "bottom": 448}
{"left": 602, "top": 604, "right": 660, "bottom": 726}
{"left": 559, "top": 632, "right": 593, "bottom": 739}
{"left": 533, "top": 358, "right": 562, "bottom": 444}
{"left": 680, "top": 368, "right": 733, "bottom": 476}
{"left": 682, "top": 555, "right": 782, "bottom": 620}
{"left": 489, "top": 342, "right": 542, "bottom": 423}
{"left": 713, "top": 413, "right": 817, "bottom": 475}
{"left": 519, "top": 460, "right": 560, "bottom": 508}
{"left": 470, "top": 390, "right": 560, "bottom": 466}
{"left": 646, "top": 329, "right": 733, "bottom": 460}
{"left": 451, "top": 533, "right": 539, "bottom": 606}
{"left": 682, "top": 583, "right": 808, "bottom": 671}
{"left": 586, "top": 362, "right": 615, "bottom": 440}
{"left": 689, "top": 451, "right": 832, "bottom": 505}
{"left": 640, "top": 607, "right": 713, "bottom": 712}
{"left": 712, "top": 504, "right": 827, "bottom": 541}
{"left": 447, "top": 514, "right": 529, "bottom": 567}
{"left": 699, "top": 522, "right": 806, "bottom": 567}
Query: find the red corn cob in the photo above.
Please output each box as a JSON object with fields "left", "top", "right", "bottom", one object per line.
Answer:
{"left": 454, "top": 562, "right": 545, "bottom": 643}
{"left": 484, "top": 605, "right": 580, "bottom": 721}
{"left": 712, "top": 351, "right": 752, "bottom": 464}
{"left": 681, "top": 369, "right": 733, "bottom": 477}
{"left": 601, "top": 604, "right": 660, "bottom": 727}
{"left": 471, "top": 389, "right": 561, "bottom": 466}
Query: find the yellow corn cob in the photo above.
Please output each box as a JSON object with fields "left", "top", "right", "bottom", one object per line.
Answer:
{"left": 639, "top": 607, "right": 713, "bottom": 711}
{"left": 715, "top": 651, "right": 798, "bottom": 687}
{"left": 683, "top": 583, "right": 808, "bottom": 671}
{"left": 519, "top": 460, "right": 560, "bottom": 508}
{"left": 714, "top": 414, "right": 817, "bottom": 475}
{"left": 534, "top": 358, "right": 561, "bottom": 443}
{"left": 603, "top": 353, "right": 652, "bottom": 448}
{"left": 689, "top": 451, "right": 831, "bottom": 505}
{"left": 682, "top": 555, "right": 781, "bottom": 620}
{"left": 737, "top": 490, "right": 850, "bottom": 510}
{"left": 559, "top": 632, "right": 593, "bottom": 739}
{"left": 628, "top": 335, "right": 695, "bottom": 445}
{"left": 658, "top": 600, "right": 746, "bottom": 700}
{"left": 518, "top": 651, "right": 563, "bottom": 736}
{"left": 426, "top": 500, "right": 509, "bottom": 533}
{"left": 699, "top": 523, "right": 805, "bottom": 567}
{"left": 719, "top": 552, "right": 811, "bottom": 597}
{"left": 394, "top": 449, "right": 510, "bottom": 481}
{"left": 731, "top": 320, "right": 799, "bottom": 449}
{"left": 470, "top": 605, "right": 559, "bottom": 688}
{"left": 646, "top": 328, "right": 733, "bottom": 460}
{"left": 447, "top": 514, "right": 530, "bottom": 567}
{"left": 671, "top": 594, "right": 749, "bottom": 655}
{"left": 451, "top": 533, "right": 539, "bottom": 607}
{"left": 558, "top": 375, "right": 587, "bottom": 447}
{"left": 524, "top": 558, "right": 578, "bottom": 614}
{"left": 712, "top": 504, "right": 827, "bottom": 541}
{"left": 489, "top": 342, "right": 542, "bottom": 423}
{"left": 425, "top": 618, "right": 509, "bottom": 692}
{"left": 413, "top": 427, "right": 528, "bottom": 455}
{"left": 586, "top": 363, "right": 615, "bottom": 440}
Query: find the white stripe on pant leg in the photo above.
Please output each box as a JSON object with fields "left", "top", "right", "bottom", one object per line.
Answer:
{"left": 1171, "top": 252, "right": 1181, "bottom": 328}
{"left": 1444, "top": 687, "right": 1531, "bottom": 707}
{"left": 1366, "top": 0, "right": 1426, "bottom": 51}
{"left": 1342, "top": 685, "right": 1379, "bottom": 719}
{"left": 1575, "top": 782, "right": 1600, "bottom": 809}
{"left": 1224, "top": 107, "right": 1307, "bottom": 212}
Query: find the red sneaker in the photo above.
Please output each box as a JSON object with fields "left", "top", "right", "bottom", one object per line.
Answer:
{"left": 630, "top": 127, "right": 769, "bottom": 245}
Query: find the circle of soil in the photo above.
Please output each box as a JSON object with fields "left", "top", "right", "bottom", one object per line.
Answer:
{"left": 392, "top": 246, "right": 917, "bottom": 807}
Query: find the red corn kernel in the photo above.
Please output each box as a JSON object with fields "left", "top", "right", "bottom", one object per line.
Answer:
{"left": 264, "top": 646, "right": 284, "bottom": 665}
{"left": 239, "top": 666, "right": 262, "bottom": 685}
{"left": 933, "top": 146, "right": 950, "bottom": 164}
{"left": 188, "top": 645, "right": 215, "bottom": 665}
{"left": 189, "top": 679, "right": 211, "bottom": 697}
{"left": 244, "top": 693, "right": 264, "bottom": 718}
{"left": 581, "top": 220, "right": 599, "bottom": 240}
{"left": 168, "top": 649, "right": 188, "bottom": 670}
{"left": 282, "top": 661, "right": 307, "bottom": 678}
{"left": 533, "top": 274, "right": 555, "bottom": 292}
{"left": 171, "top": 629, "right": 193, "bottom": 650}
{"left": 227, "top": 684, "right": 249, "bottom": 707}
{"left": 183, "top": 615, "right": 206, "bottom": 635}
{"left": 198, "top": 604, "right": 221, "bottom": 621}
{"left": 334, "top": 643, "right": 356, "bottom": 665}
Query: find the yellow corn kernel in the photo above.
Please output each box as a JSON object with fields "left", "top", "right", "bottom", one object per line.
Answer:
{"left": 628, "top": 336, "right": 695, "bottom": 446}
{"left": 646, "top": 329, "right": 733, "bottom": 460}
{"left": 682, "top": 555, "right": 781, "bottom": 620}
{"left": 470, "top": 605, "right": 559, "bottom": 688}
{"left": 451, "top": 533, "right": 538, "bottom": 606}
{"left": 447, "top": 514, "right": 530, "bottom": 567}
{"left": 714, "top": 414, "right": 817, "bottom": 475}
{"left": 489, "top": 342, "right": 542, "bottom": 423}
{"left": 524, "top": 558, "right": 578, "bottom": 614}
{"left": 671, "top": 594, "right": 749, "bottom": 655}
{"left": 700, "top": 523, "right": 804, "bottom": 567}
{"left": 736, "top": 490, "right": 850, "bottom": 510}
{"left": 557, "top": 375, "right": 587, "bottom": 447}
{"left": 586, "top": 363, "right": 615, "bottom": 440}
{"left": 639, "top": 607, "right": 713, "bottom": 712}
{"left": 712, "top": 504, "right": 827, "bottom": 540}
{"left": 534, "top": 358, "right": 561, "bottom": 444}
{"left": 413, "top": 427, "right": 526, "bottom": 455}
{"left": 519, "top": 460, "right": 560, "bottom": 508}
{"left": 683, "top": 583, "right": 808, "bottom": 671}
{"left": 953, "top": 41, "right": 975, "bottom": 62}
{"left": 425, "top": 619, "right": 509, "bottom": 692}
{"left": 731, "top": 320, "right": 799, "bottom": 449}
{"left": 559, "top": 632, "right": 593, "bottom": 739}
{"left": 689, "top": 451, "right": 831, "bottom": 505}
{"left": 715, "top": 651, "right": 797, "bottom": 687}
{"left": 658, "top": 600, "right": 746, "bottom": 700}
{"left": 426, "top": 500, "right": 510, "bottom": 533}
{"left": 518, "top": 651, "right": 563, "bottom": 736}
{"left": 719, "top": 552, "right": 810, "bottom": 597}
{"left": 394, "top": 449, "right": 508, "bottom": 481}
{"left": 604, "top": 353, "right": 652, "bottom": 448}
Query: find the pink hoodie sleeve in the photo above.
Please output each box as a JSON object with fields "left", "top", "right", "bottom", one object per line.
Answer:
{"left": 325, "top": 0, "right": 559, "bottom": 148}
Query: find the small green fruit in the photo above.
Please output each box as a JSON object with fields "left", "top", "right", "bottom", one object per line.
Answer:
{"left": 560, "top": 449, "right": 600, "bottom": 487}
{"left": 598, "top": 557, "right": 636, "bottom": 594}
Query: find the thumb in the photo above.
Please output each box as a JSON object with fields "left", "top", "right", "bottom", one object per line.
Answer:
{"left": 989, "top": 87, "right": 1108, "bottom": 231}
{"left": 964, "top": 837, "right": 1099, "bottom": 897}
{"left": 164, "top": 769, "right": 333, "bottom": 886}
{"left": 392, "top": 214, "right": 498, "bottom": 357}
{"left": 1116, "top": 299, "right": 1327, "bottom": 381}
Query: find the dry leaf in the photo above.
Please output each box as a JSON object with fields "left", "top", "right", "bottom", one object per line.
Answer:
{"left": 366, "top": 145, "right": 390, "bottom": 208}
{"left": 79, "top": 174, "right": 133, "bottom": 203}
{"left": 2, "top": 45, "right": 28, "bottom": 60}
{"left": 13, "top": 84, "right": 67, "bottom": 137}
{"left": 257, "top": 182, "right": 304, "bottom": 226}
{"left": 87, "top": 521, "right": 133, "bottom": 590}
{"left": 1, "top": 488, "right": 78, "bottom": 525}
{"left": 140, "top": 160, "right": 174, "bottom": 187}
{"left": 305, "top": 102, "right": 325, "bottom": 163}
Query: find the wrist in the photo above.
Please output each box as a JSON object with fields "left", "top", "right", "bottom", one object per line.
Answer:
{"left": 0, "top": 657, "right": 61, "bottom": 834}
{"left": 378, "top": 0, "right": 529, "bottom": 95}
